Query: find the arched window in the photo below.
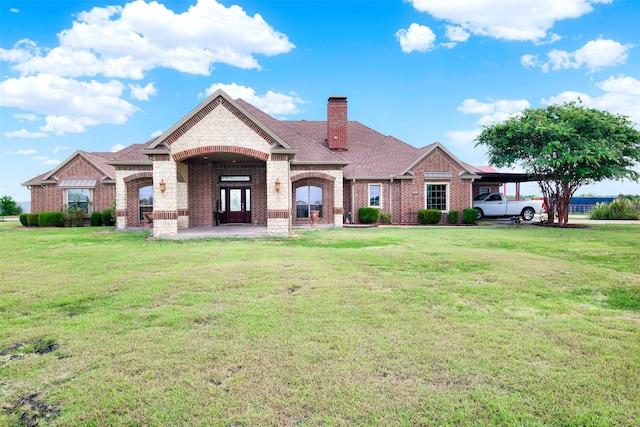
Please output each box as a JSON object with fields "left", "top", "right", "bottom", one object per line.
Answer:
{"left": 296, "top": 186, "right": 322, "bottom": 218}
{"left": 139, "top": 186, "right": 153, "bottom": 220}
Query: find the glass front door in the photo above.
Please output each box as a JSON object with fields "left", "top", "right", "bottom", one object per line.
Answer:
{"left": 220, "top": 187, "right": 251, "bottom": 223}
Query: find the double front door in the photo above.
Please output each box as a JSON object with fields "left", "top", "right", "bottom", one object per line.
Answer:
{"left": 219, "top": 187, "right": 251, "bottom": 223}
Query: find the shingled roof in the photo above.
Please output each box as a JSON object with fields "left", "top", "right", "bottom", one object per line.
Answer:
{"left": 22, "top": 143, "right": 150, "bottom": 186}
{"left": 23, "top": 91, "right": 479, "bottom": 186}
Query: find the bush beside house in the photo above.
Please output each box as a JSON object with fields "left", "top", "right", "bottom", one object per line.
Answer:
{"left": 448, "top": 210, "right": 459, "bottom": 224}
{"left": 38, "top": 212, "right": 64, "bottom": 227}
{"left": 90, "top": 212, "right": 103, "bottom": 226}
{"left": 101, "top": 209, "right": 116, "bottom": 226}
{"left": 463, "top": 208, "right": 479, "bottom": 225}
{"left": 418, "top": 209, "right": 442, "bottom": 225}
{"left": 358, "top": 208, "right": 379, "bottom": 224}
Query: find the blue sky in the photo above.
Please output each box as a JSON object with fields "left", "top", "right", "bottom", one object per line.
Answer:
{"left": 2, "top": 0, "right": 640, "bottom": 204}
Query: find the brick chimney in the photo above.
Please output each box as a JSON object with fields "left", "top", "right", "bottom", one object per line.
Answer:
{"left": 327, "top": 96, "right": 348, "bottom": 151}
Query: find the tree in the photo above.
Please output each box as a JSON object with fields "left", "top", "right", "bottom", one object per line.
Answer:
{"left": 0, "top": 195, "right": 23, "bottom": 218}
{"left": 475, "top": 102, "right": 640, "bottom": 225}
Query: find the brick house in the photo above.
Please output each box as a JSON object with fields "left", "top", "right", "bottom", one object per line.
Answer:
{"left": 24, "top": 89, "right": 499, "bottom": 236}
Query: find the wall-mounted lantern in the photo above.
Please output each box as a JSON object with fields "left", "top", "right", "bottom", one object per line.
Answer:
{"left": 159, "top": 178, "right": 166, "bottom": 193}
{"left": 275, "top": 178, "right": 281, "bottom": 193}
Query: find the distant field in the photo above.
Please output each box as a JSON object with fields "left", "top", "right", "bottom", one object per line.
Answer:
{"left": 1, "top": 222, "right": 638, "bottom": 426}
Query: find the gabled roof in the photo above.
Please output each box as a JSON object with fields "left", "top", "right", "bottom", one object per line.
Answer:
{"left": 22, "top": 144, "right": 150, "bottom": 186}
{"left": 147, "top": 89, "right": 294, "bottom": 151}
{"left": 399, "top": 142, "right": 480, "bottom": 178}
{"left": 22, "top": 150, "right": 115, "bottom": 186}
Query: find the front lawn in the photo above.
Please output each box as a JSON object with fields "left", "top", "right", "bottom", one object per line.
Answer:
{"left": 1, "top": 223, "right": 638, "bottom": 426}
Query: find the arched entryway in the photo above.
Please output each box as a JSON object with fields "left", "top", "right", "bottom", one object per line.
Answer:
{"left": 291, "top": 173, "right": 336, "bottom": 225}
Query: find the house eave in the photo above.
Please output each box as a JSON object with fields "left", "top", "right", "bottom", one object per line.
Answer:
{"left": 106, "top": 161, "right": 154, "bottom": 166}
{"left": 21, "top": 180, "right": 57, "bottom": 187}
{"left": 347, "top": 175, "right": 415, "bottom": 181}
{"left": 139, "top": 149, "right": 170, "bottom": 156}
{"left": 271, "top": 148, "right": 298, "bottom": 155}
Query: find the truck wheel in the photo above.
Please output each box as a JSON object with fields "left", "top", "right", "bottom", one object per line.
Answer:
{"left": 476, "top": 209, "right": 483, "bottom": 220}
{"left": 521, "top": 207, "right": 535, "bottom": 221}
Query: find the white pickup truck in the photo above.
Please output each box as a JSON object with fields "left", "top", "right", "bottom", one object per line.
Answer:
{"left": 473, "top": 193, "right": 545, "bottom": 221}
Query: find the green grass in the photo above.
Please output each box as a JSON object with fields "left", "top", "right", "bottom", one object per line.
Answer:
{"left": 1, "top": 222, "right": 639, "bottom": 426}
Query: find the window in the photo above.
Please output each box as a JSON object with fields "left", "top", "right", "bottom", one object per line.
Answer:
{"left": 479, "top": 187, "right": 490, "bottom": 195}
{"left": 296, "top": 186, "right": 322, "bottom": 218}
{"left": 220, "top": 176, "right": 250, "bottom": 182}
{"left": 425, "top": 183, "right": 448, "bottom": 211}
{"left": 66, "top": 189, "right": 92, "bottom": 213}
{"left": 139, "top": 186, "right": 153, "bottom": 220}
{"left": 368, "top": 184, "right": 381, "bottom": 207}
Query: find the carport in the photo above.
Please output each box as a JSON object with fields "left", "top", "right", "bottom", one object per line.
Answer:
{"left": 473, "top": 170, "right": 538, "bottom": 199}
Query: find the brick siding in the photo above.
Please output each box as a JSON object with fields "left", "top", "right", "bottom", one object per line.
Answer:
{"left": 30, "top": 155, "right": 115, "bottom": 214}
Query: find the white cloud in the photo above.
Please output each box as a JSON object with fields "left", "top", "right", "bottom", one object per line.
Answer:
{"left": 200, "top": 83, "right": 306, "bottom": 115}
{"left": 130, "top": 82, "right": 157, "bottom": 101}
{"left": 53, "top": 145, "right": 72, "bottom": 154}
{"left": 10, "top": 8, "right": 19, "bottom": 13}
{"left": 541, "top": 75, "right": 640, "bottom": 127}
{"left": 0, "top": 73, "right": 138, "bottom": 135}
{"left": 445, "top": 25, "right": 470, "bottom": 43}
{"left": 41, "top": 116, "right": 88, "bottom": 135}
{"left": 4, "top": 149, "right": 38, "bottom": 155}
{"left": 395, "top": 24, "right": 436, "bottom": 53}
{"left": 3, "top": 129, "right": 49, "bottom": 139}
{"left": 13, "top": 113, "right": 37, "bottom": 121}
{"left": 597, "top": 75, "right": 640, "bottom": 96}
{"left": 523, "top": 38, "right": 632, "bottom": 73}
{"left": 520, "top": 54, "right": 540, "bottom": 69}
{"left": 110, "top": 144, "right": 126, "bottom": 152}
{"left": 1, "top": 0, "right": 294, "bottom": 79}
{"left": 458, "top": 98, "right": 530, "bottom": 125}
{"left": 408, "top": 0, "right": 611, "bottom": 42}
{"left": 150, "top": 130, "right": 163, "bottom": 138}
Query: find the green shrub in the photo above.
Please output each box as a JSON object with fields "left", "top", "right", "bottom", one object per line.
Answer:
{"left": 590, "top": 203, "right": 609, "bottom": 220}
{"left": 27, "top": 213, "right": 39, "bottom": 227}
{"left": 38, "top": 211, "right": 63, "bottom": 227}
{"left": 448, "top": 210, "right": 459, "bottom": 224}
{"left": 90, "top": 211, "right": 103, "bottom": 226}
{"left": 380, "top": 212, "right": 392, "bottom": 224}
{"left": 358, "top": 207, "right": 379, "bottom": 224}
{"left": 463, "top": 208, "right": 478, "bottom": 224}
{"left": 101, "top": 209, "right": 116, "bottom": 226}
{"left": 62, "top": 205, "right": 86, "bottom": 227}
{"left": 418, "top": 209, "right": 441, "bottom": 225}
{"left": 590, "top": 198, "right": 639, "bottom": 220}
{"left": 19, "top": 213, "right": 29, "bottom": 227}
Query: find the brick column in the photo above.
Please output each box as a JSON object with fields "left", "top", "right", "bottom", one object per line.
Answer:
{"left": 115, "top": 170, "right": 128, "bottom": 229}
{"left": 153, "top": 158, "right": 178, "bottom": 237}
{"left": 266, "top": 154, "right": 291, "bottom": 236}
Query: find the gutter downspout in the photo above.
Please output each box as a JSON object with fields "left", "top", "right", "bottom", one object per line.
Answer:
{"left": 351, "top": 178, "right": 356, "bottom": 224}
{"left": 389, "top": 177, "right": 394, "bottom": 223}
{"left": 470, "top": 178, "right": 476, "bottom": 209}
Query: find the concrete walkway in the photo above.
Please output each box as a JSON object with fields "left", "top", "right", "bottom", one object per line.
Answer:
{"left": 164, "top": 225, "right": 269, "bottom": 239}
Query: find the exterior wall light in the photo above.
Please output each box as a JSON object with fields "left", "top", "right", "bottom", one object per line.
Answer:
{"left": 159, "top": 178, "right": 166, "bottom": 193}
{"left": 275, "top": 178, "right": 281, "bottom": 193}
